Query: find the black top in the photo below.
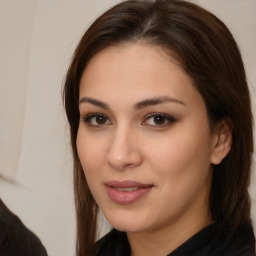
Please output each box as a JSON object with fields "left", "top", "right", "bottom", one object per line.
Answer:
{"left": 96, "top": 223, "right": 255, "bottom": 256}
{"left": 0, "top": 199, "right": 48, "bottom": 256}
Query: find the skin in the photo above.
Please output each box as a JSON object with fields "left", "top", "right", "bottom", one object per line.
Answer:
{"left": 77, "top": 43, "right": 231, "bottom": 256}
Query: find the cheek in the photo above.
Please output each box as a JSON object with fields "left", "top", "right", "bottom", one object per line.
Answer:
{"left": 145, "top": 127, "right": 212, "bottom": 216}
{"left": 76, "top": 128, "right": 106, "bottom": 180}
{"left": 76, "top": 129, "right": 109, "bottom": 206}
{"left": 146, "top": 124, "right": 212, "bottom": 180}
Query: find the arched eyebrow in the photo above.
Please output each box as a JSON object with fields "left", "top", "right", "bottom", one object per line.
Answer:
{"left": 79, "top": 96, "right": 185, "bottom": 110}
{"left": 79, "top": 97, "right": 110, "bottom": 110}
{"left": 135, "top": 96, "right": 185, "bottom": 109}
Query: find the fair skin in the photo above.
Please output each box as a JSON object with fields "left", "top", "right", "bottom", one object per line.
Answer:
{"left": 77, "top": 43, "right": 231, "bottom": 256}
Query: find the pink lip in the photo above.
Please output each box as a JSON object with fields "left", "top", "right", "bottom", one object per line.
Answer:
{"left": 105, "top": 180, "right": 153, "bottom": 205}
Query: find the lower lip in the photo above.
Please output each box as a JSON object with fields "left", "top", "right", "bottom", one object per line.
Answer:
{"left": 106, "top": 186, "right": 153, "bottom": 205}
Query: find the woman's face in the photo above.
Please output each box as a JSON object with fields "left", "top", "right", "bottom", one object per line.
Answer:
{"left": 77, "top": 43, "right": 218, "bottom": 234}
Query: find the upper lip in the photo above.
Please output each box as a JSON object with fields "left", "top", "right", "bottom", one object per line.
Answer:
{"left": 105, "top": 180, "right": 153, "bottom": 188}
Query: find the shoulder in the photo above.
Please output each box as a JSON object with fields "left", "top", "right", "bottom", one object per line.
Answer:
{"left": 168, "top": 223, "right": 255, "bottom": 256}
{"left": 201, "top": 223, "right": 255, "bottom": 256}
{"left": 0, "top": 199, "right": 48, "bottom": 256}
{"left": 96, "top": 229, "right": 130, "bottom": 256}
{"left": 219, "top": 224, "right": 256, "bottom": 256}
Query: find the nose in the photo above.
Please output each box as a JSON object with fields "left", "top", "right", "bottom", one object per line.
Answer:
{"left": 106, "top": 125, "right": 143, "bottom": 171}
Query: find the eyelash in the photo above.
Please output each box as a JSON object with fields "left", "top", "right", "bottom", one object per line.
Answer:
{"left": 81, "top": 113, "right": 176, "bottom": 127}
{"left": 143, "top": 113, "right": 176, "bottom": 127}
{"left": 82, "top": 113, "right": 112, "bottom": 127}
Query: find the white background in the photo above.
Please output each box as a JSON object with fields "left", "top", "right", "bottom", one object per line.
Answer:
{"left": 0, "top": 0, "right": 255, "bottom": 255}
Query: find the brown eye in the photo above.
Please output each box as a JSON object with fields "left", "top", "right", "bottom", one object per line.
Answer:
{"left": 96, "top": 116, "right": 108, "bottom": 124}
{"left": 153, "top": 116, "right": 166, "bottom": 125}
{"left": 83, "top": 114, "right": 112, "bottom": 126}
{"left": 143, "top": 113, "right": 176, "bottom": 127}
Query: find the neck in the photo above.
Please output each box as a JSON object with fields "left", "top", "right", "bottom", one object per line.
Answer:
{"left": 127, "top": 209, "right": 212, "bottom": 256}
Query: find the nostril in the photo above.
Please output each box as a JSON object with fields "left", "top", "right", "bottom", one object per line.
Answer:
{"left": 106, "top": 150, "right": 143, "bottom": 171}
{"left": 106, "top": 130, "right": 143, "bottom": 171}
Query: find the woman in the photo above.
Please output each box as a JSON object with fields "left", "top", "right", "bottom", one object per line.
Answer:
{"left": 63, "top": 0, "right": 255, "bottom": 255}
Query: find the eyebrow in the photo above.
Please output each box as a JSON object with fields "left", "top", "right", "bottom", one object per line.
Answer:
{"left": 79, "top": 97, "right": 110, "bottom": 110}
{"left": 79, "top": 96, "right": 185, "bottom": 110}
{"left": 135, "top": 96, "right": 185, "bottom": 109}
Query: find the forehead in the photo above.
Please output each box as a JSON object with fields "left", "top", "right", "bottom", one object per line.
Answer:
{"left": 79, "top": 43, "right": 200, "bottom": 106}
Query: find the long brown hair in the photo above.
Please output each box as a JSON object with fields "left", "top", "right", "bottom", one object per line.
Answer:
{"left": 63, "top": 1, "right": 254, "bottom": 255}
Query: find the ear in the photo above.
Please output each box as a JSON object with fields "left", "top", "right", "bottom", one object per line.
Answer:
{"left": 210, "top": 120, "right": 232, "bottom": 165}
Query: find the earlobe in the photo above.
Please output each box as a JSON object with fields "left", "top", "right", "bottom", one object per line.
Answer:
{"left": 210, "top": 120, "right": 232, "bottom": 165}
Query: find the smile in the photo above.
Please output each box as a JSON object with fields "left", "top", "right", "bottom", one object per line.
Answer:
{"left": 115, "top": 187, "right": 139, "bottom": 192}
{"left": 105, "top": 180, "right": 153, "bottom": 205}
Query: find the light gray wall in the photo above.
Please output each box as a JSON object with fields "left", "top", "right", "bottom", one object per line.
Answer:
{"left": 0, "top": 1, "right": 255, "bottom": 255}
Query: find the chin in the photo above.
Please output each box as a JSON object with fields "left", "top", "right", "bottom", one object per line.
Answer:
{"left": 103, "top": 209, "right": 154, "bottom": 233}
